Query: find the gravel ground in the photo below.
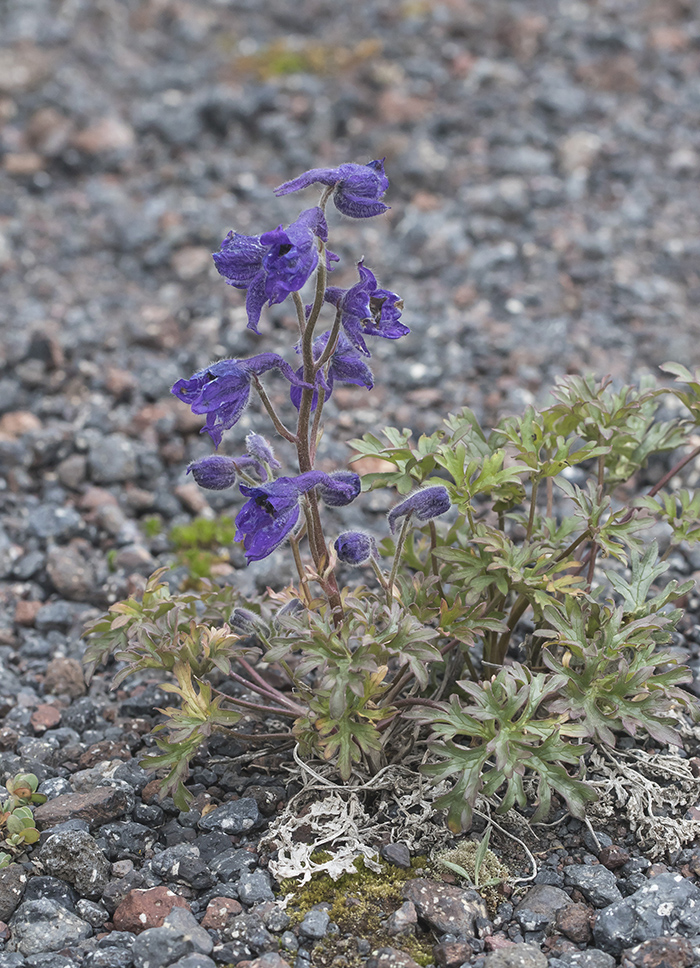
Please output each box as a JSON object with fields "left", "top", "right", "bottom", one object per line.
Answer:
{"left": 2, "top": 0, "right": 700, "bottom": 966}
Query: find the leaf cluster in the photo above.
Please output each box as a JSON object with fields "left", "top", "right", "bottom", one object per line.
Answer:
{"left": 84, "top": 368, "right": 700, "bottom": 831}
{"left": 0, "top": 773, "right": 46, "bottom": 869}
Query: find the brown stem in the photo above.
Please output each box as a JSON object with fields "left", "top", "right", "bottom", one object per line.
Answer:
{"left": 648, "top": 442, "right": 700, "bottom": 498}
{"left": 207, "top": 682, "right": 298, "bottom": 718}
{"left": 236, "top": 657, "right": 305, "bottom": 714}
{"left": 252, "top": 377, "right": 297, "bottom": 443}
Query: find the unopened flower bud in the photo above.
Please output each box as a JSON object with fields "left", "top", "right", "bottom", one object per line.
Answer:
{"left": 334, "top": 531, "right": 376, "bottom": 566}
{"left": 388, "top": 485, "right": 451, "bottom": 533}
{"left": 273, "top": 598, "right": 306, "bottom": 627}
{"left": 245, "top": 432, "right": 281, "bottom": 469}
{"left": 317, "top": 471, "right": 361, "bottom": 507}
{"left": 187, "top": 455, "right": 239, "bottom": 490}
{"left": 230, "top": 607, "right": 267, "bottom": 635}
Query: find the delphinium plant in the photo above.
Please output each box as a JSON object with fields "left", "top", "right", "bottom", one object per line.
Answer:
{"left": 84, "top": 161, "right": 700, "bottom": 830}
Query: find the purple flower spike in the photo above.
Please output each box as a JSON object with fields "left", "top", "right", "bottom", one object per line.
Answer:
{"left": 388, "top": 485, "right": 452, "bottom": 534}
{"left": 172, "top": 354, "right": 311, "bottom": 448}
{"left": 324, "top": 262, "right": 408, "bottom": 357}
{"left": 274, "top": 160, "right": 390, "bottom": 219}
{"left": 335, "top": 531, "right": 376, "bottom": 566}
{"left": 213, "top": 208, "right": 338, "bottom": 333}
{"left": 290, "top": 332, "right": 374, "bottom": 411}
{"left": 235, "top": 470, "right": 361, "bottom": 562}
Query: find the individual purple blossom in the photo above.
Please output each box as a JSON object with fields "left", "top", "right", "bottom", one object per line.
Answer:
{"left": 335, "top": 531, "right": 376, "bottom": 566}
{"left": 187, "top": 454, "right": 265, "bottom": 490}
{"left": 212, "top": 207, "right": 338, "bottom": 333}
{"left": 388, "top": 485, "right": 451, "bottom": 533}
{"left": 171, "top": 354, "right": 311, "bottom": 448}
{"left": 235, "top": 470, "right": 361, "bottom": 562}
{"left": 245, "top": 432, "right": 281, "bottom": 470}
{"left": 324, "top": 261, "right": 408, "bottom": 357}
{"left": 274, "top": 160, "right": 389, "bottom": 219}
{"left": 289, "top": 331, "right": 374, "bottom": 411}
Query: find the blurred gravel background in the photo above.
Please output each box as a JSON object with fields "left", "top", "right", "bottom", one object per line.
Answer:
{"left": 2, "top": 0, "right": 700, "bottom": 588}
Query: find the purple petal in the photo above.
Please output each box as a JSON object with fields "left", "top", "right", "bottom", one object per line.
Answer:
{"left": 212, "top": 232, "right": 266, "bottom": 288}
{"left": 273, "top": 167, "right": 343, "bottom": 196}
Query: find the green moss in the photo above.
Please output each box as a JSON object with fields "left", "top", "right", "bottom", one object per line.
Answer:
{"left": 141, "top": 515, "right": 162, "bottom": 538}
{"left": 280, "top": 855, "right": 434, "bottom": 967}
{"left": 168, "top": 515, "right": 237, "bottom": 583}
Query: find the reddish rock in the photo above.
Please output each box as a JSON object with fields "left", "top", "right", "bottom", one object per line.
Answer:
{"left": 647, "top": 864, "right": 669, "bottom": 878}
{"left": 71, "top": 116, "right": 135, "bottom": 155}
{"left": 30, "top": 703, "right": 62, "bottom": 733}
{"left": 78, "top": 740, "right": 132, "bottom": 769}
{"left": 201, "top": 897, "right": 243, "bottom": 930}
{"left": 599, "top": 845, "right": 630, "bottom": 870}
{"left": 386, "top": 900, "right": 417, "bottom": 936}
{"left": 0, "top": 921, "right": 9, "bottom": 941}
{"left": 366, "top": 948, "right": 424, "bottom": 968}
{"left": 555, "top": 902, "right": 593, "bottom": 944}
{"left": 113, "top": 887, "right": 190, "bottom": 934}
{"left": 621, "top": 937, "right": 695, "bottom": 968}
{"left": 0, "top": 411, "right": 42, "bottom": 438}
{"left": 14, "top": 600, "right": 42, "bottom": 627}
{"left": 485, "top": 935, "right": 515, "bottom": 952}
{"left": 244, "top": 955, "right": 293, "bottom": 968}
{"left": 34, "top": 786, "right": 131, "bottom": 830}
{"left": 43, "top": 656, "right": 86, "bottom": 698}
{"left": 433, "top": 939, "right": 473, "bottom": 968}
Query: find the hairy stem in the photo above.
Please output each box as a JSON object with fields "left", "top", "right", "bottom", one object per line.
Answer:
{"left": 526, "top": 479, "right": 539, "bottom": 540}
{"left": 252, "top": 377, "right": 297, "bottom": 443}
{"left": 387, "top": 513, "right": 413, "bottom": 607}
{"left": 428, "top": 519, "right": 446, "bottom": 601}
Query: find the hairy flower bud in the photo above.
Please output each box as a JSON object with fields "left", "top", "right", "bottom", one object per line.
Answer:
{"left": 245, "top": 432, "right": 281, "bottom": 469}
{"left": 388, "top": 485, "right": 451, "bottom": 533}
{"left": 230, "top": 607, "right": 267, "bottom": 635}
{"left": 187, "top": 455, "right": 238, "bottom": 490}
{"left": 334, "top": 531, "right": 376, "bottom": 566}
{"left": 317, "top": 471, "right": 362, "bottom": 507}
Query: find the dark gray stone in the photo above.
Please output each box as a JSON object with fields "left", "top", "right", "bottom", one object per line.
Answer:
{"left": 88, "top": 434, "right": 138, "bottom": 484}
{"left": 299, "top": 908, "right": 330, "bottom": 940}
{"left": 514, "top": 884, "right": 572, "bottom": 931}
{"left": 7, "top": 898, "right": 92, "bottom": 955}
{"left": 593, "top": 872, "right": 700, "bottom": 956}
{"left": 563, "top": 864, "right": 622, "bottom": 908}
{"left": 558, "top": 952, "right": 616, "bottom": 968}
{"left": 210, "top": 848, "right": 258, "bottom": 881}
{"left": 38, "top": 828, "right": 111, "bottom": 899}
{"left": 484, "top": 942, "right": 547, "bottom": 968}
{"left": 221, "top": 912, "right": 275, "bottom": 952}
{"left": 582, "top": 829, "right": 614, "bottom": 855}
{"left": 0, "top": 864, "right": 28, "bottom": 922}
{"left": 237, "top": 870, "right": 274, "bottom": 905}
{"left": 131, "top": 907, "right": 213, "bottom": 968}
{"left": 196, "top": 798, "right": 260, "bottom": 835}
{"left": 380, "top": 842, "right": 411, "bottom": 869}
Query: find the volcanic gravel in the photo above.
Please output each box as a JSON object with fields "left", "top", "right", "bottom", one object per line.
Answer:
{"left": 2, "top": 0, "right": 700, "bottom": 965}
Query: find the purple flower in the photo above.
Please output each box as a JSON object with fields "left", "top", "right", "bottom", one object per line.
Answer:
{"left": 274, "top": 160, "right": 389, "bottom": 219}
{"left": 388, "top": 485, "right": 451, "bottom": 533}
{"left": 289, "top": 332, "right": 374, "bottom": 410}
{"left": 187, "top": 454, "right": 265, "bottom": 490}
{"left": 172, "top": 354, "right": 310, "bottom": 448}
{"left": 212, "top": 208, "right": 338, "bottom": 333}
{"left": 324, "top": 262, "right": 408, "bottom": 357}
{"left": 316, "top": 470, "right": 362, "bottom": 507}
{"left": 335, "top": 531, "right": 376, "bottom": 566}
{"left": 235, "top": 470, "right": 361, "bottom": 562}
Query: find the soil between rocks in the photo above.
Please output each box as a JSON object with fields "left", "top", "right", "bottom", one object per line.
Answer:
{"left": 2, "top": 0, "right": 700, "bottom": 966}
